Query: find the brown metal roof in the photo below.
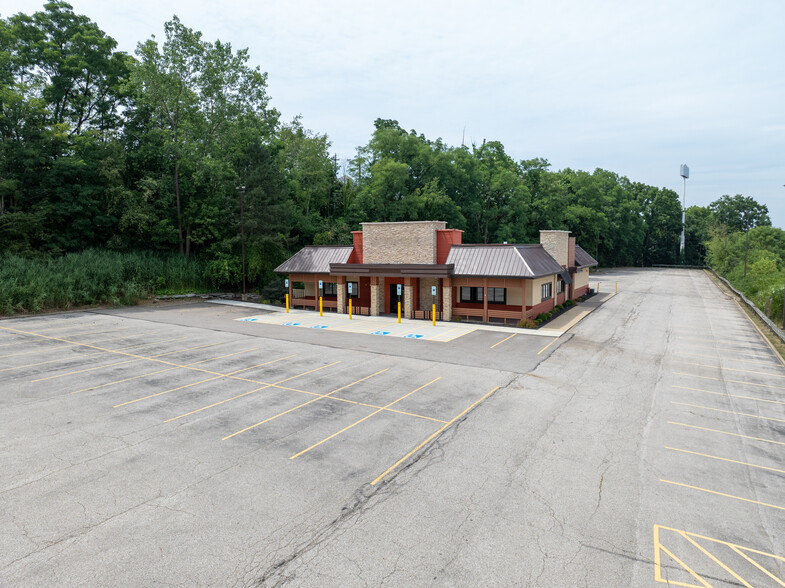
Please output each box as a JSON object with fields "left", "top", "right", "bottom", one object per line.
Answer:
{"left": 446, "top": 244, "right": 564, "bottom": 278}
{"left": 274, "top": 246, "right": 353, "bottom": 274}
{"left": 574, "top": 245, "right": 598, "bottom": 267}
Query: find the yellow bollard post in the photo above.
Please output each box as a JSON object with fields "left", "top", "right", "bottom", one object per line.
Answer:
{"left": 615, "top": 282, "right": 618, "bottom": 294}
{"left": 432, "top": 303, "right": 436, "bottom": 326}
{"left": 319, "top": 296, "right": 323, "bottom": 317}
{"left": 397, "top": 301, "right": 401, "bottom": 324}
{"left": 596, "top": 282, "right": 600, "bottom": 293}
{"left": 349, "top": 298, "right": 352, "bottom": 319}
{"left": 285, "top": 293, "right": 289, "bottom": 313}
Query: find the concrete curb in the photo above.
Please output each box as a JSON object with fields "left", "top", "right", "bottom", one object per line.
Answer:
{"left": 539, "top": 292, "right": 616, "bottom": 336}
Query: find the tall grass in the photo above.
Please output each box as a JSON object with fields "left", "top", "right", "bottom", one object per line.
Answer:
{"left": 0, "top": 249, "right": 208, "bottom": 315}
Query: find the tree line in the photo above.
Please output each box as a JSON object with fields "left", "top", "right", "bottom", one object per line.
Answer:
{"left": 0, "top": 2, "right": 776, "bottom": 298}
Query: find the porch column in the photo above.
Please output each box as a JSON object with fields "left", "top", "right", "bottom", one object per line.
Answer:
{"left": 370, "top": 277, "right": 381, "bottom": 316}
{"left": 553, "top": 274, "right": 557, "bottom": 309}
{"left": 404, "top": 278, "right": 414, "bottom": 319}
{"left": 442, "top": 278, "right": 452, "bottom": 322}
{"left": 314, "top": 277, "right": 319, "bottom": 311}
{"left": 482, "top": 278, "right": 489, "bottom": 322}
{"left": 288, "top": 277, "right": 293, "bottom": 307}
{"left": 336, "top": 275, "right": 346, "bottom": 314}
{"left": 521, "top": 278, "right": 527, "bottom": 320}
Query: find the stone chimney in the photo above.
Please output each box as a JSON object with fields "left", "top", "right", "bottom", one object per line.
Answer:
{"left": 539, "top": 230, "right": 571, "bottom": 267}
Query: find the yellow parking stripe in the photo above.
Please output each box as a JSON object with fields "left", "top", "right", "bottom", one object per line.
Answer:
{"left": 196, "top": 368, "right": 387, "bottom": 427}
{"left": 665, "top": 447, "right": 785, "bottom": 475}
{"left": 681, "top": 532, "right": 752, "bottom": 588}
{"left": 677, "top": 352, "right": 781, "bottom": 367}
{"left": 289, "top": 377, "right": 442, "bottom": 458}
{"left": 537, "top": 337, "right": 559, "bottom": 355}
{"left": 0, "top": 336, "right": 185, "bottom": 373}
{"left": 113, "top": 348, "right": 270, "bottom": 407}
{"left": 172, "top": 361, "right": 341, "bottom": 431}
{"left": 674, "top": 361, "right": 785, "bottom": 378}
{"left": 371, "top": 385, "right": 500, "bottom": 485}
{"left": 31, "top": 341, "right": 223, "bottom": 382}
{"left": 674, "top": 372, "right": 785, "bottom": 392}
{"left": 672, "top": 400, "right": 785, "bottom": 424}
{"left": 668, "top": 421, "right": 785, "bottom": 447}
{"left": 490, "top": 333, "right": 516, "bottom": 349}
{"left": 73, "top": 351, "right": 297, "bottom": 395}
{"left": 672, "top": 384, "right": 785, "bottom": 406}
{"left": 660, "top": 479, "right": 785, "bottom": 511}
{"left": 675, "top": 343, "right": 773, "bottom": 358}
{"left": 654, "top": 524, "right": 785, "bottom": 588}
{"left": 0, "top": 331, "right": 157, "bottom": 359}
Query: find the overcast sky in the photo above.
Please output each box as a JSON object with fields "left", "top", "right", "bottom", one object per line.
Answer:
{"left": 6, "top": 0, "right": 785, "bottom": 225}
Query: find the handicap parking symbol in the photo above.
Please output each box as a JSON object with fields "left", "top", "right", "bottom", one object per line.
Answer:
{"left": 240, "top": 317, "right": 258, "bottom": 322}
{"left": 371, "top": 330, "right": 390, "bottom": 336}
{"left": 310, "top": 325, "right": 328, "bottom": 329}
{"left": 282, "top": 322, "right": 301, "bottom": 326}
{"left": 403, "top": 334, "right": 424, "bottom": 339}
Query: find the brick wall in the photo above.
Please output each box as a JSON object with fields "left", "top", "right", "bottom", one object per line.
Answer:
{"left": 361, "top": 221, "right": 446, "bottom": 264}
{"left": 539, "top": 230, "right": 570, "bottom": 267}
{"left": 436, "top": 229, "right": 462, "bottom": 264}
{"left": 418, "top": 277, "right": 440, "bottom": 311}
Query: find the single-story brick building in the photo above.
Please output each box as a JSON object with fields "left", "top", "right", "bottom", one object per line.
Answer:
{"left": 274, "top": 221, "right": 597, "bottom": 323}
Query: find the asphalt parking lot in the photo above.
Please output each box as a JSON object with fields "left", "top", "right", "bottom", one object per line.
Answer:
{"left": 1, "top": 269, "right": 784, "bottom": 586}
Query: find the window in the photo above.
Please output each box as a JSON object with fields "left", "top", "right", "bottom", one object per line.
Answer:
{"left": 347, "top": 282, "right": 359, "bottom": 298}
{"left": 323, "top": 282, "right": 337, "bottom": 296}
{"left": 487, "top": 288, "right": 506, "bottom": 304}
{"left": 460, "top": 287, "right": 506, "bottom": 304}
{"left": 557, "top": 279, "right": 564, "bottom": 294}
{"left": 460, "top": 287, "right": 483, "bottom": 303}
{"left": 541, "top": 282, "right": 552, "bottom": 301}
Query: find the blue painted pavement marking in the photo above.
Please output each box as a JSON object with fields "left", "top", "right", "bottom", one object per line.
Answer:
{"left": 282, "top": 322, "right": 301, "bottom": 326}
{"left": 403, "top": 334, "right": 424, "bottom": 339}
{"left": 310, "top": 325, "right": 328, "bottom": 329}
{"left": 240, "top": 318, "right": 258, "bottom": 322}
{"left": 371, "top": 331, "right": 390, "bottom": 336}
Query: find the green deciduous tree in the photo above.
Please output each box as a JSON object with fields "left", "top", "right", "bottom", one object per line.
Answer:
{"left": 130, "top": 15, "right": 277, "bottom": 256}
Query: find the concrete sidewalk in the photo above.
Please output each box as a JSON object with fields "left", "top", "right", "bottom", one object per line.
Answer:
{"left": 210, "top": 293, "right": 615, "bottom": 340}
{"left": 539, "top": 292, "right": 616, "bottom": 335}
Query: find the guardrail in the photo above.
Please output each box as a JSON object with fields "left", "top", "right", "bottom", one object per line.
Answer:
{"left": 708, "top": 268, "right": 785, "bottom": 345}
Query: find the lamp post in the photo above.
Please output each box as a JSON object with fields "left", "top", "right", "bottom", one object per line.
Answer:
{"left": 679, "top": 164, "right": 689, "bottom": 262}
{"left": 236, "top": 185, "right": 247, "bottom": 300}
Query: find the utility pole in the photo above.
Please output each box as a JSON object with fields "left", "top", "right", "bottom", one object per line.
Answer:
{"left": 679, "top": 164, "right": 689, "bottom": 262}
{"left": 237, "top": 185, "right": 247, "bottom": 300}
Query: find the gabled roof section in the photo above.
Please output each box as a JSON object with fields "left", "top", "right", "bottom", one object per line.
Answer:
{"left": 574, "top": 245, "right": 599, "bottom": 268}
{"left": 274, "top": 246, "right": 353, "bottom": 274}
{"left": 446, "top": 244, "right": 564, "bottom": 278}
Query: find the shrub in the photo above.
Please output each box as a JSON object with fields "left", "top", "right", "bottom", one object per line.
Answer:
{"left": 517, "top": 318, "right": 537, "bottom": 329}
{"left": 0, "top": 250, "right": 209, "bottom": 315}
{"left": 452, "top": 316, "right": 463, "bottom": 322}
{"left": 535, "top": 313, "right": 548, "bottom": 321}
